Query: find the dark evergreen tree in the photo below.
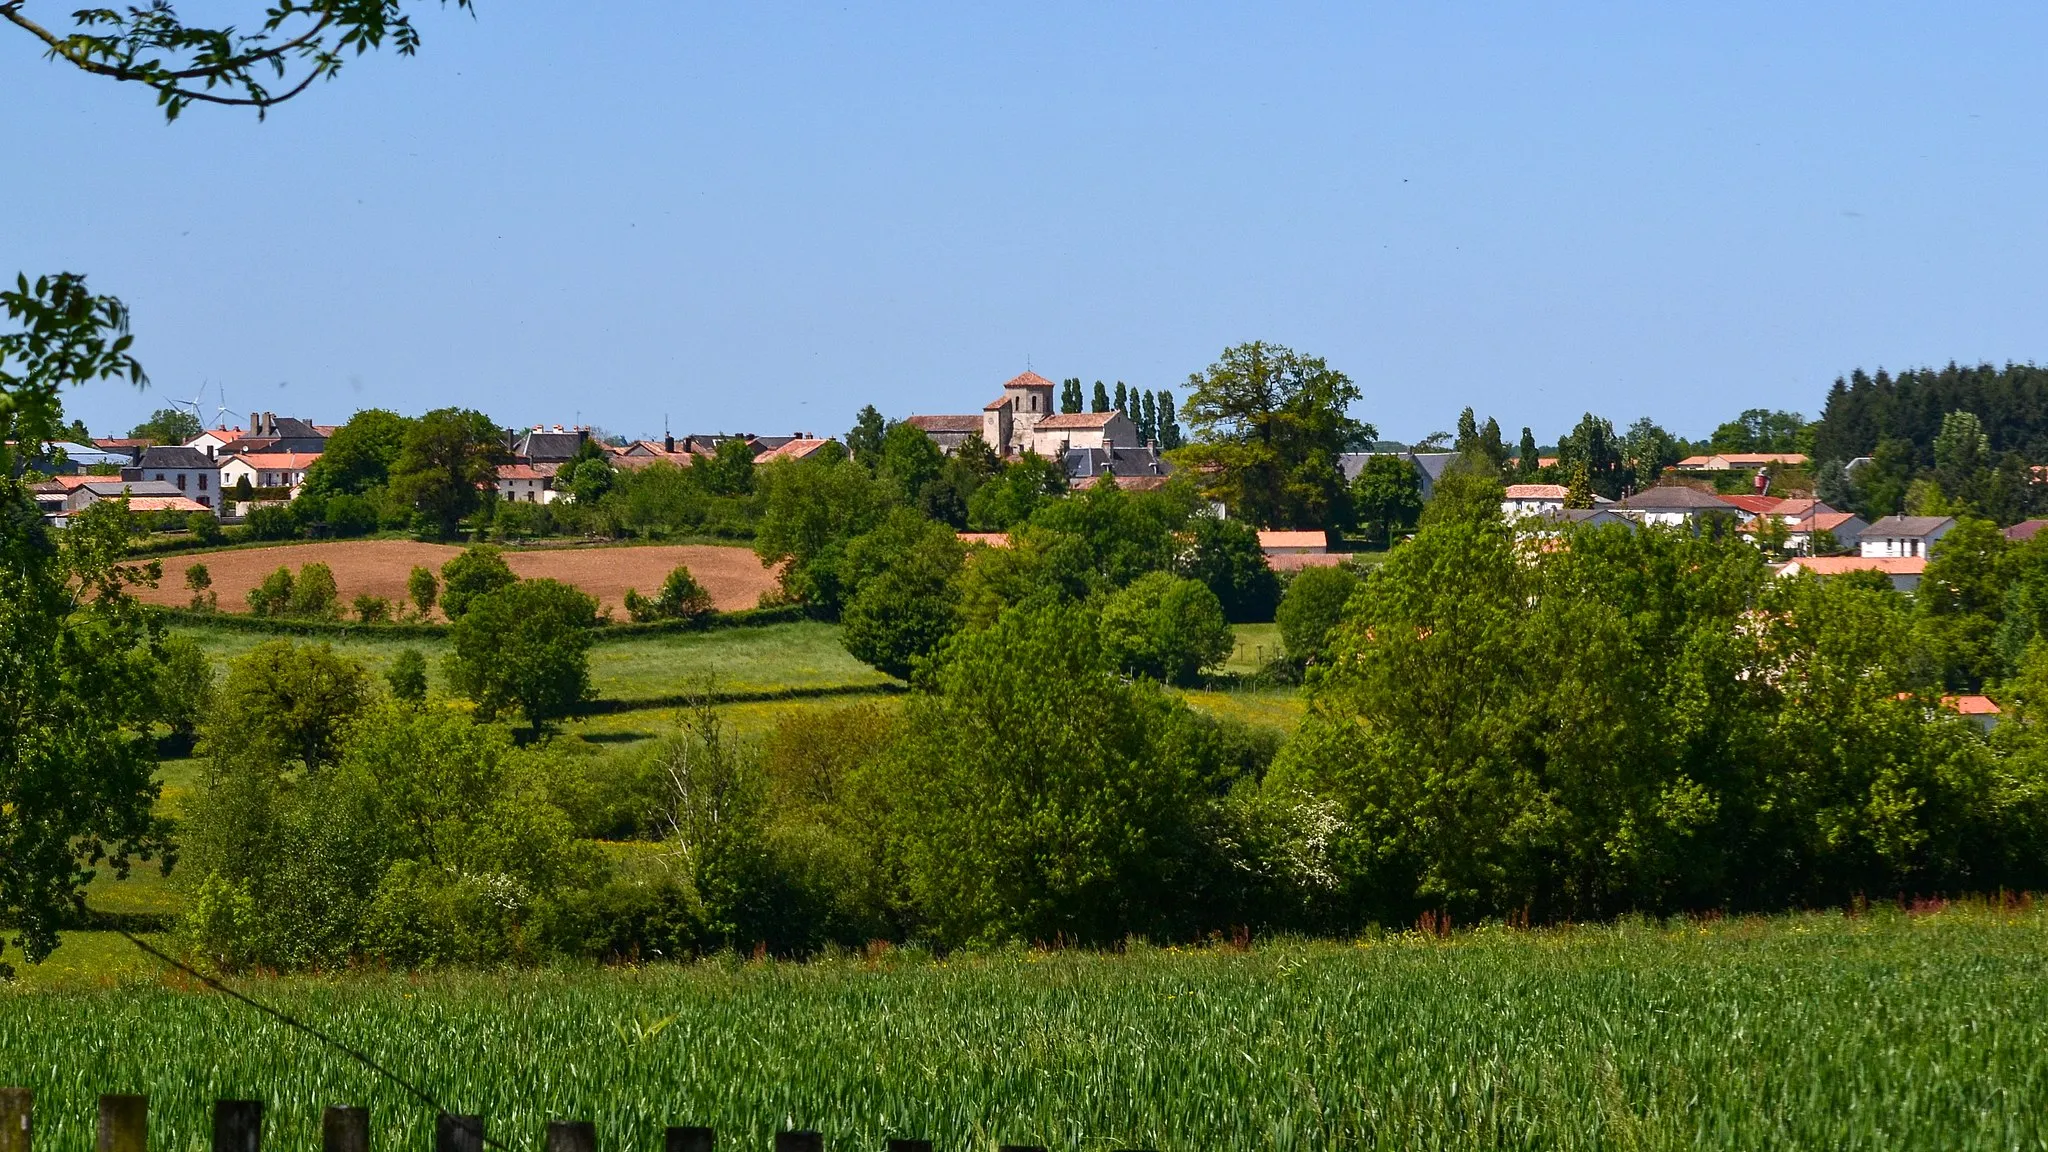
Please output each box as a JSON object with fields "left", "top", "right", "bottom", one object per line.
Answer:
{"left": 1158, "top": 389, "right": 1183, "bottom": 449}
{"left": 1141, "top": 391, "right": 1160, "bottom": 445}
{"left": 1091, "top": 381, "right": 1111, "bottom": 413}
{"left": 1061, "top": 378, "right": 1084, "bottom": 414}
{"left": 1517, "top": 427, "right": 1540, "bottom": 479}
{"left": 1114, "top": 381, "right": 1129, "bottom": 414}
{"left": 1812, "top": 361, "right": 2048, "bottom": 467}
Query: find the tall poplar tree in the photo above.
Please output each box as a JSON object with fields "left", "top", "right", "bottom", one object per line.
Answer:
{"left": 1158, "top": 390, "right": 1183, "bottom": 449}
{"left": 1092, "top": 381, "right": 1111, "bottom": 413}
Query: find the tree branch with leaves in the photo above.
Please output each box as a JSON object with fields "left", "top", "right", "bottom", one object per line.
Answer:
{"left": 2, "top": 0, "right": 471, "bottom": 119}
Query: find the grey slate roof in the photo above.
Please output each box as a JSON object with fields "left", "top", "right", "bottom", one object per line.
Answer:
{"left": 1063, "top": 445, "right": 1170, "bottom": 481}
{"left": 513, "top": 429, "right": 590, "bottom": 462}
{"left": 82, "top": 480, "right": 183, "bottom": 497}
{"left": 131, "top": 446, "right": 218, "bottom": 470}
{"left": 1336, "top": 450, "right": 1462, "bottom": 484}
{"left": 1865, "top": 515, "right": 1955, "bottom": 538}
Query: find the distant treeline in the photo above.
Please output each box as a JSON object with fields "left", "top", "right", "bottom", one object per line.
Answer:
{"left": 1814, "top": 362, "right": 2048, "bottom": 466}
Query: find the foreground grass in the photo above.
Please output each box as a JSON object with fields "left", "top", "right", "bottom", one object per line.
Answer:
{"left": 9, "top": 908, "right": 2048, "bottom": 1150}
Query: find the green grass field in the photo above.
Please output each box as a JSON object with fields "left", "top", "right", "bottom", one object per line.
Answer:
{"left": 7, "top": 908, "right": 2046, "bottom": 1150}
{"left": 175, "top": 620, "right": 891, "bottom": 705}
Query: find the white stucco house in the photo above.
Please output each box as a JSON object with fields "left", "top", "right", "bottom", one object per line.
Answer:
{"left": 1612, "top": 485, "right": 1740, "bottom": 529}
{"left": 1501, "top": 483, "right": 1569, "bottom": 519}
{"left": 120, "top": 446, "right": 223, "bottom": 509}
{"left": 1859, "top": 515, "right": 1954, "bottom": 559}
{"left": 219, "top": 451, "right": 320, "bottom": 498}
{"left": 497, "top": 463, "right": 561, "bottom": 504}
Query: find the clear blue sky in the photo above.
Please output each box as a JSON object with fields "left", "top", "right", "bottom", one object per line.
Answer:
{"left": 9, "top": 2, "right": 2046, "bottom": 443}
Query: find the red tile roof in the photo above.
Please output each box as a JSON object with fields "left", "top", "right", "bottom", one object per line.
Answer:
{"left": 1001, "top": 371, "right": 1057, "bottom": 391}
{"left": 1778, "top": 556, "right": 1925, "bottom": 576}
{"left": 1717, "top": 494, "right": 1781, "bottom": 514}
{"left": 1504, "top": 483, "right": 1569, "bottom": 499}
{"left": 755, "top": 438, "right": 834, "bottom": 463}
{"left": 1268, "top": 552, "right": 1350, "bottom": 572}
{"left": 1259, "top": 530, "right": 1329, "bottom": 550}
{"left": 228, "top": 451, "right": 320, "bottom": 469}
{"left": 956, "top": 532, "right": 1011, "bottom": 548}
{"left": 126, "top": 495, "right": 211, "bottom": 513}
{"left": 907, "top": 414, "right": 983, "bottom": 433}
{"left": 1073, "top": 473, "right": 1171, "bottom": 491}
{"left": 1943, "top": 694, "right": 2001, "bottom": 716}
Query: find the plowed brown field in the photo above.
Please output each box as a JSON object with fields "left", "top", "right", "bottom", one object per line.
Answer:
{"left": 135, "top": 540, "right": 778, "bottom": 618}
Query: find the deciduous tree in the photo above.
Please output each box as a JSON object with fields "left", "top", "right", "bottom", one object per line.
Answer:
{"left": 1173, "top": 342, "right": 1373, "bottom": 529}
{"left": 445, "top": 579, "right": 599, "bottom": 732}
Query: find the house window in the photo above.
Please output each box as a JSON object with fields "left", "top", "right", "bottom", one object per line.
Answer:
{"left": 198, "top": 474, "right": 207, "bottom": 490}
{"left": 175, "top": 474, "right": 186, "bottom": 491}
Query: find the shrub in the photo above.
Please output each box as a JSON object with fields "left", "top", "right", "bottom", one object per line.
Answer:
{"left": 1099, "top": 571, "right": 1234, "bottom": 686}
{"left": 353, "top": 593, "right": 393, "bottom": 624}
{"left": 386, "top": 648, "right": 429, "bottom": 704}
{"left": 1275, "top": 563, "right": 1362, "bottom": 666}
{"left": 440, "top": 545, "right": 516, "bottom": 619}
{"left": 186, "top": 512, "right": 224, "bottom": 544}
{"left": 625, "top": 564, "right": 716, "bottom": 623}
{"left": 243, "top": 504, "right": 298, "bottom": 541}
{"left": 184, "top": 562, "right": 217, "bottom": 611}
{"left": 493, "top": 499, "right": 555, "bottom": 541}
{"left": 290, "top": 562, "right": 340, "bottom": 618}
{"left": 201, "top": 639, "right": 373, "bottom": 772}
{"left": 325, "top": 493, "right": 379, "bottom": 538}
{"left": 444, "top": 578, "right": 599, "bottom": 731}
{"left": 407, "top": 565, "right": 439, "bottom": 620}
{"left": 246, "top": 566, "right": 294, "bottom": 616}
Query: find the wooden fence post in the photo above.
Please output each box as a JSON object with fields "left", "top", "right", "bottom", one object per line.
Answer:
{"left": 772, "top": 1133, "right": 820, "bottom": 1152}
{"left": 0, "top": 1089, "right": 28, "bottom": 1152}
{"left": 545, "top": 1122, "right": 594, "bottom": 1152}
{"left": 662, "top": 1126, "right": 712, "bottom": 1152}
{"left": 97, "top": 1096, "right": 147, "bottom": 1152}
{"left": 212, "top": 1101, "right": 262, "bottom": 1152}
{"left": 322, "top": 1107, "right": 369, "bottom": 1152}
{"left": 434, "top": 1114, "right": 485, "bottom": 1152}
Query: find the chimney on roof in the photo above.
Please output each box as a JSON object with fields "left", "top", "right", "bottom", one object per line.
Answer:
{"left": 249, "top": 412, "right": 260, "bottom": 433}
{"left": 664, "top": 434, "right": 675, "bottom": 453}
{"left": 206, "top": 445, "right": 215, "bottom": 460}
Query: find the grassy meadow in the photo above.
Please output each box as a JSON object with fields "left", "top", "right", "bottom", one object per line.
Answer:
{"left": 7, "top": 908, "right": 2047, "bottom": 1150}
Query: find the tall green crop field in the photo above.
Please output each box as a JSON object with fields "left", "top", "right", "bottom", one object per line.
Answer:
{"left": 7, "top": 908, "right": 2047, "bottom": 1150}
